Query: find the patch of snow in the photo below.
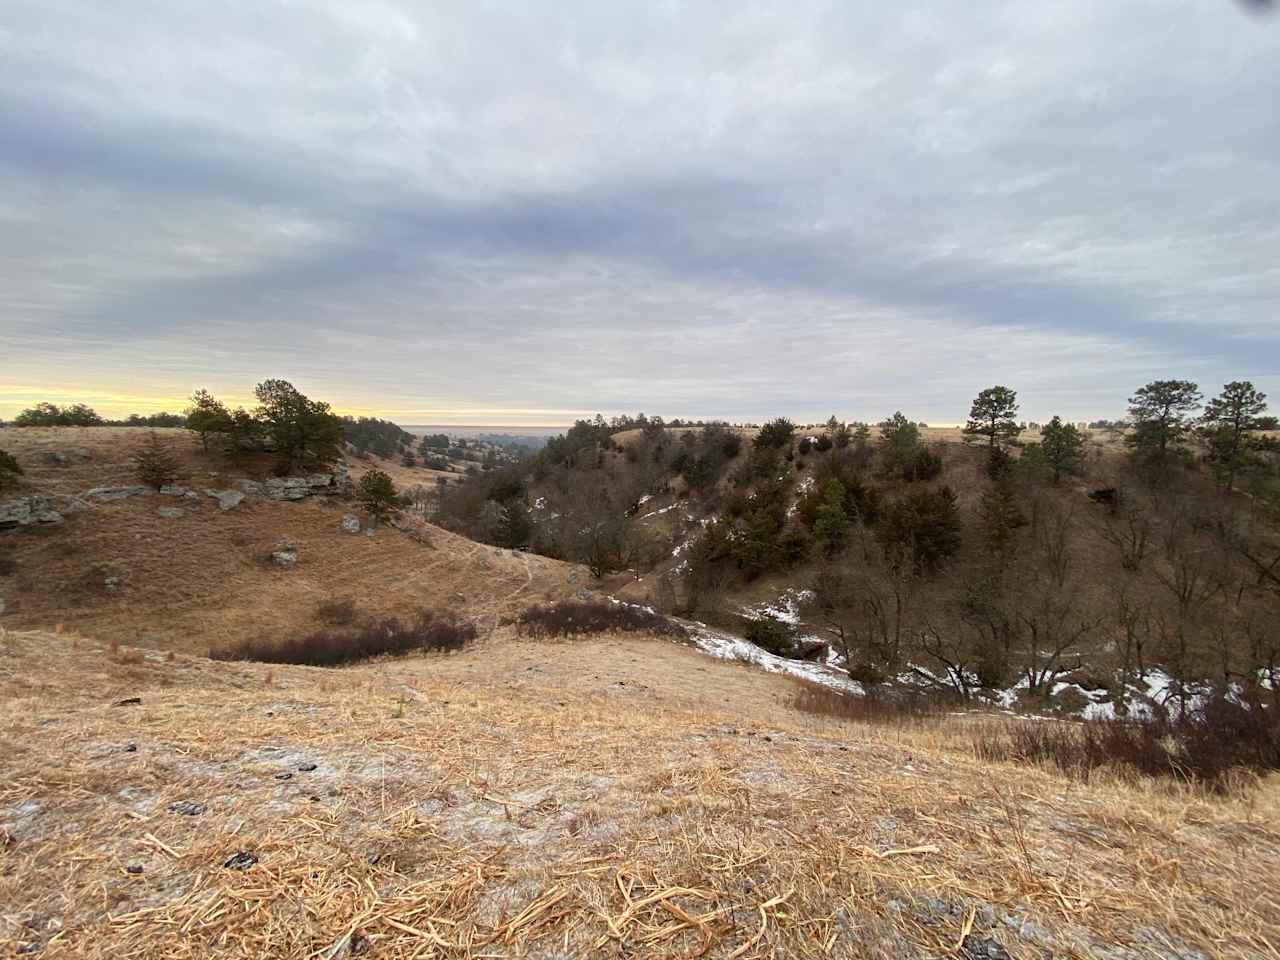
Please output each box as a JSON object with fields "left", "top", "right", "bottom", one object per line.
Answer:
{"left": 640, "top": 503, "right": 681, "bottom": 520}
{"left": 741, "top": 588, "right": 815, "bottom": 627}
{"left": 683, "top": 620, "right": 862, "bottom": 694}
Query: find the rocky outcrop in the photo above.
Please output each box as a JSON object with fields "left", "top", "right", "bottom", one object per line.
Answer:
{"left": 262, "top": 473, "right": 338, "bottom": 501}
{"left": 204, "top": 490, "right": 245, "bottom": 511}
{"left": 3, "top": 465, "right": 347, "bottom": 530}
{"left": 82, "top": 485, "right": 151, "bottom": 502}
{"left": 0, "top": 497, "right": 64, "bottom": 528}
{"left": 271, "top": 540, "right": 298, "bottom": 567}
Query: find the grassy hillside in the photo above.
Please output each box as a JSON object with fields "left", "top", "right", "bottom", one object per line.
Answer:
{"left": 0, "top": 427, "right": 578, "bottom": 652}
{"left": 2, "top": 624, "right": 1278, "bottom": 958}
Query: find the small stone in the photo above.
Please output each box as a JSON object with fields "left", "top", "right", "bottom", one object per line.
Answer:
{"left": 168, "top": 800, "right": 206, "bottom": 816}
{"left": 270, "top": 540, "right": 298, "bottom": 567}
{"left": 156, "top": 506, "right": 182, "bottom": 519}
{"left": 297, "top": 763, "right": 317, "bottom": 772}
{"left": 961, "top": 934, "right": 1013, "bottom": 960}
{"left": 275, "top": 772, "right": 293, "bottom": 781}
{"left": 214, "top": 490, "right": 245, "bottom": 511}
{"left": 104, "top": 576, "right": 124, "bottom": 594}
{"left": 124, "top": 743, "right": 138, "bottom": 752}
{"left": 125, "top": 865, "right": 144, "bottom": 875}
{"left": 113, "top": 697, "right": 142, "bottom": 707}
{"left": 223, "top": 851, "right": 259, "bottom": 870}
{"left": 340, "top": 514, "right": 361, "bottom": 534}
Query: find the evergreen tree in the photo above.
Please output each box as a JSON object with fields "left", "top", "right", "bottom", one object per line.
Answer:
{"left": 812, "top": 480, "right": 849, "bottom": 555}
{"left": 356, "top": 469, "right": 398, "bottom": 520}
{"left": 253, "top": 379, "right": 344, "bottom": 471}
{"left": 1200, "top": 381, "right": 1267, "bottom": 492}
{"left": 963, "top": 386, "right": 1021, "bottom": 450}
{"left": 1039, "top": 416, "right": 1085, "bottom": 482}
{"left": 131, "top": 432, "right": 181, "bottom": 490}
{"left": 754, "top": 417, "right": 795, "bottom": 449}
{"left": 1126, "top": 379, "right": 1201, "bottom": 467}
{"left": 0, "top": 449, "right": 23, "bottom": 492}
{"left": 185, "top": 389, "right": 232, "bottom": 452}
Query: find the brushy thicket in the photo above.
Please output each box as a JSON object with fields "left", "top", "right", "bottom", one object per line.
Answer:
{"left": 787, "top": 678, "right": 946, "bottom": 724}
{"left": 212, "top": 609, "right": 476, "bottom": 666}
{"left": 516, "top": 600, "right": 686, "bottom": 639}
{"left": 973, "top": 694, "right": 1280, "bottom": 791}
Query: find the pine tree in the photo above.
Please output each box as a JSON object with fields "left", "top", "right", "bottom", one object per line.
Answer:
{"left": 1039, "top": 416, "right": 1085, "bottom": 482}
{"left": 0, "top": 449, "right": 23, "bottom": 492}
{"left": 813, "top": 480, "right": 849, "bottom": 555}
{"left": 185, "top": 388, "right": 232, "bottom": 452}
{"left": 131, "top": 432, "right": 181, "bottom": 490}
{"left": 963, "top": 386, "right": 1021, "bottom": 450}
{"left": 1200, "top": 381, "right": 1267, "bottom": 492}
{"left": 1126, "top": 379, "right": 1201, "bottom": 468}
{"left": 356, "top": 469, "right": 399, "bottom": 520}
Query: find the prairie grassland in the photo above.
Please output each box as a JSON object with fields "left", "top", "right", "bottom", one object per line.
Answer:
{"left": 2, "top": 626, "right": 1277, "bottom": 959}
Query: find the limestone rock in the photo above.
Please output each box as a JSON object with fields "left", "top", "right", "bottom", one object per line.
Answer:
{"left": 0, "top": 497, "right": 64, "bottom": 528}
{"left": 82, "top": 485, "right": 150, "bottom": 502}
{"left": 271, "top": 540, "right": 298, "bottom": 567}
{"left": 56, "top": 495, "right": 93, "bottom": 515}
{"left": 340, "top": 514, "right": 361, "bottom": 534}
{"left": 235, "top": 479, "right": 265, "bottom": 496}
{"left": 263, "top": 477, "right": 310, "bottom": 501}
{"left": 215, "top": 490, "right": 244, "bottom": 511}
{"left": 159, "top": 484, "right": 189, "bottom": 496}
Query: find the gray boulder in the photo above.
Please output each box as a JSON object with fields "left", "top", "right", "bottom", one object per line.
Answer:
{"left": 159, "top": 484, "right": 189, "bottom": 496}
{"left": 340, "top": 514, "right": 361, "bottom": 534}
{"left": 263, "top": 477, "right": 310, "bottom": 501}
{"left": 271, "top": 540, "right": 298, "bottom": 567}
{"left": 82, "top": 485, "right": 150, "bottom": 502}
{"left": 215, "top": 491, "right": 244, "bottom": 511}
{"left": 0, "top": 497, "right": 64, "bottom": 528}
{"left": 54, "top": 495, "right": 93, "bottom": 515}
{"left": 235, "top": 479, "right": 265, "bottom": 496}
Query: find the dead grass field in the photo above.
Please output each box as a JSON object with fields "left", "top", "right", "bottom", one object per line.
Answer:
{"left": 1, "top": 627, "right": 1278, "bottom": 959}
{"left": 0, "top": 427, "right": 578, "bottom": 653}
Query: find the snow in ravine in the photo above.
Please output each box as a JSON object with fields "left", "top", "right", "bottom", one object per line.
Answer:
{"left": 683, "top": 620, "right": 862, "bottom": 694}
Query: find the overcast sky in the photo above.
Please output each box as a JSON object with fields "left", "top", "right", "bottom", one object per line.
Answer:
{"left": 2, "top": 1, "right": 1278, "bottom": 425}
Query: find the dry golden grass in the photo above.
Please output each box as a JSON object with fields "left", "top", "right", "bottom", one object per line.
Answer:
{"left": 2, "top": 626, "right": 1277, "bottom": 959}
{"left": 1, "top": 427, "right": 580, "bottom": 653}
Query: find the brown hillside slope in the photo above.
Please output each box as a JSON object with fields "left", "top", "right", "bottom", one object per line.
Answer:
{"left": 2, "top": 627, "right": 1278, "bottom": 959}
{"left": 0, "top": 428, "right": 577, "bottom": 652}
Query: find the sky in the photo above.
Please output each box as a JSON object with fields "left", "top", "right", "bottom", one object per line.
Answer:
{"left": 2, "top": 1, "right": 1278, "bottom": 426}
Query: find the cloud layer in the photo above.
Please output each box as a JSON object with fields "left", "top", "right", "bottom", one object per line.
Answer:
{"left": 3, "top": 0, "right": 1278, "bottom": 423}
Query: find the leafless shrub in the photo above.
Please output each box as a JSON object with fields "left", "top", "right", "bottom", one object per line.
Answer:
{"left": 786, "top": 677, "right": 946, "bottom": 725}
{"left": 516, "top": 600, "right": 686, "bottom": 639}
{"left": 972, "top": 693, "right": 1280, "bottom": 793}
{"left": 211, "top": 609, "right": 476, "bottom": 666}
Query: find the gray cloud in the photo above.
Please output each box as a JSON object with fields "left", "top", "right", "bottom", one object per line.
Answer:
{"left": 2, "top": 0, "right": 1278, "bottom": 423}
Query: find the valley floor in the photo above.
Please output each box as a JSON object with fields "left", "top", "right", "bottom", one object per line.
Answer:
{"left": 3, "top": 626, "right": 1278, "bottom": 959}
